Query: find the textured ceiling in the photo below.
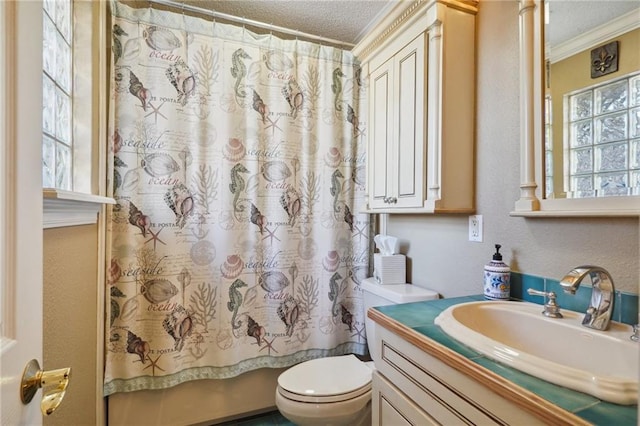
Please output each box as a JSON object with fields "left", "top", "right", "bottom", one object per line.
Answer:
{"left": 177, "top": 1, "right": 639, "bottom": 48}
{"left": 182, "top": 0, "right": 399, "bottom": 46}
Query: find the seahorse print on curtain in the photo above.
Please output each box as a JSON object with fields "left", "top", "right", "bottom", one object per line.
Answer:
{"left": 105, "top": 1, "right": 370, "bottom": 395}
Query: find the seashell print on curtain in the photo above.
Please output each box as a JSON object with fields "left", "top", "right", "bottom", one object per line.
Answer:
{"left": 105, "top": 1, "right": 370, "bottom": 395}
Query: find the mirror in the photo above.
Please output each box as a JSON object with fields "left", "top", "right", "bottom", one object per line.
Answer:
{"left": 513, "top": 0, "right": 640, "bottom": 216}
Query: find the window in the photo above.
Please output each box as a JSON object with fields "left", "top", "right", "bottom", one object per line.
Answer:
{"left": 42, "top": 0, "right": 73, "bottom": 190}
{"left": 544, "top": 95, "right": 553, "bottom": 198}
{"left": 565, "top": 71, "right": 640, "bottom": 198}
{"left": 40, "top": 0, "right": 115, "bottom": 227}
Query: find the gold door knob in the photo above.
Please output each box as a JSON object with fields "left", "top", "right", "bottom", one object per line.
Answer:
{"left": 20, "top": 359, "right": 71, "bottom": 415}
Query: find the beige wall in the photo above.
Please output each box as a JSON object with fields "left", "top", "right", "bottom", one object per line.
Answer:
{"left": 387, "top": 0, "right": 639, "bottom": 297}
{"left": 44, "top": 224, "right": 101, "bottom": 426}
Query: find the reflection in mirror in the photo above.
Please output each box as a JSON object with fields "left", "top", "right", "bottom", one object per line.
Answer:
{"left": 513, "top": 0, "right": 640, "bottom": 216}
{"left": 545, "top": 1, "right": 640, "bottom": 200}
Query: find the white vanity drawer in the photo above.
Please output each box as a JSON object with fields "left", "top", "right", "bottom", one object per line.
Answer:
{"left": 374, "top": 325, "right": 545, "bottom": 425}
{"left": 372, "top": 370, "right": 437, "bottom": 426}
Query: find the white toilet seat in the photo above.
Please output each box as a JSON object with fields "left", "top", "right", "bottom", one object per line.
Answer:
{"left": 277, "top": 382, "right": 371, "bottom": 404}
{"left": 277, "top": 355, "right": 372, "bottom": 403}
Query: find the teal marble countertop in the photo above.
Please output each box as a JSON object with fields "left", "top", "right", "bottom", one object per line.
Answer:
{"left": 372, "top": 295, "right": 638, "bottom": 426}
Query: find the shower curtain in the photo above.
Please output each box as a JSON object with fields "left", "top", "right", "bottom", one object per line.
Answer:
{"left": 104, "top": 2, "right": 370, "bottom": 395}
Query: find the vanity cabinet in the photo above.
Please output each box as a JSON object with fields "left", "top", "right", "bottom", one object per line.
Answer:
{"left": 355, "top": 0, "right": 477, "bottom": 213}
{"left": 371, "top": 323, "right": 546, "bottom": 425}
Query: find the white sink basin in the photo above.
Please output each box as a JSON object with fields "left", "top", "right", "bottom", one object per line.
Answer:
{"left": 434, "top": 301, "right": 638, "bottom": 405}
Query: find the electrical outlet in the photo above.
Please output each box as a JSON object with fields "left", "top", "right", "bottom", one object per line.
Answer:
{"left": 469, "top": 215, "right": 483, "bottom": 242}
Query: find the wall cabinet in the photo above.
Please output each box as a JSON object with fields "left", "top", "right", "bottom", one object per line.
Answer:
{"left": 371, "top": 324, "right": 546, "bottom": 425}
{"left": 369, "top": 35, "right": 426, "bottom": 210}
{"left": 355, "top": 0, "right": 477, "bottom": 213}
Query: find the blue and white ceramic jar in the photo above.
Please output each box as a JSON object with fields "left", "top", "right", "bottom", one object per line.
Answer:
{"left": 484, "top": 244, "right": 511, "bottom": 300}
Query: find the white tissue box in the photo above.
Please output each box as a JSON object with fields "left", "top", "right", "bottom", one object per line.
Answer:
{"left": 373, "top": 254, "right": 406, "bottom": 284}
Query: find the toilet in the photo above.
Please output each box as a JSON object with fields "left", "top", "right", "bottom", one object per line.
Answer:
{"left": 275, "top": 277, "right": 439, "bottom": 426}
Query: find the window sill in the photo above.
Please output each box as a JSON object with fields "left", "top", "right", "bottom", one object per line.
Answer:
{"left": 43, "top": 189, "right": 115, "bottom": 229}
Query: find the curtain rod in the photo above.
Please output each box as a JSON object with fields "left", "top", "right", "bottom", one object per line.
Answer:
{"left": 148, "top": 0, "right": 356, "bottom": 48}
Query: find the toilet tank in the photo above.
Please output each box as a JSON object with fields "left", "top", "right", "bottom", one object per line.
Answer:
{"left": 361, "top": 278, "right": 439, "bottom": 362}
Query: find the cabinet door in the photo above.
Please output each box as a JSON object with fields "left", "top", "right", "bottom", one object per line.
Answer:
{"left": 368, "top": 58, "right": 394, "bottom": 209}
{"left": 393, "top": 34, "right": 426, "bottom": 209}
{"left": 372, "top": 371, "right": 438, "bottom": 426}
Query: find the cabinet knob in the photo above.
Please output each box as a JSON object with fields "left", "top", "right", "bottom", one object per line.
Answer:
{"left": 382, "top": 196, "right": 397, "bottom": 204}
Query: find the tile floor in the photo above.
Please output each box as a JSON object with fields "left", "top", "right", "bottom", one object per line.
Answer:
{"left": 217, "top": 411, "right": 295, "bottom": 426}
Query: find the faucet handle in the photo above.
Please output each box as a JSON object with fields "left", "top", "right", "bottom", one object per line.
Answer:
{"left": 527, "top": 289, "right": 563, "bottom": 318}
{"left": 631, "top": 324, "right": 639, "bottom": 342}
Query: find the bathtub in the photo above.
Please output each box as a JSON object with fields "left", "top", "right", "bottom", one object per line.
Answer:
{"left": 107, "top": 367, "right": 286, "bottom": 425}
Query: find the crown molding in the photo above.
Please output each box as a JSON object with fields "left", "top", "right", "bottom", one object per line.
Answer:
{"left": 352, "top": 0, "right": 477, "bottom": 60}
{"left": 548, "top": 8, "right": 640, "bottom": 64}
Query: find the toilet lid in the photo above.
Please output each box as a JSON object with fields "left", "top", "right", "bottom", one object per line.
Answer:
{"left": 278, "top": 355, "right": 372, "bottom": 402}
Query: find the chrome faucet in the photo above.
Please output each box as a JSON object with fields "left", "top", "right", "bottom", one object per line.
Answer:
{"left": 559, "top": 266, "right": 615, "bottom": 331}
